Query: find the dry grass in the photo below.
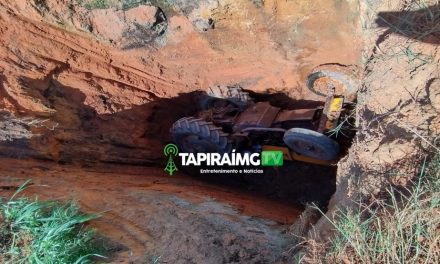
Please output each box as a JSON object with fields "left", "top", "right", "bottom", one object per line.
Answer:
{"left": 301, "top": 154, "right": 440, "bottom": 263}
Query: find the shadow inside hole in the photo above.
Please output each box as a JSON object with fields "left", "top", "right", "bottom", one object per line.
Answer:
{"left": 165, "top": 90, "right": 356, "bottom": 209}
{"left": 0, "top": 75, "right": 355, "bottom": 210}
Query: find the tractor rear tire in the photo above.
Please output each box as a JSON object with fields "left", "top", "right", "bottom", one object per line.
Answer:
{"left": 306, "top": 64, "right": 360, "bottom": 102}
{"left": 171, "top": 117, "right": 231, "bottom": 154}
{"left": 283, "top": 128, "right": 340, "bottom": 161}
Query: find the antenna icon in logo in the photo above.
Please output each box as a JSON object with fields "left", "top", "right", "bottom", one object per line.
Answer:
{"left": 164, "top": 144, "right": 179, "bottom": 175}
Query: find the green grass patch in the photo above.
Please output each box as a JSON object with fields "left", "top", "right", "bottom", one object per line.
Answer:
{"left": 0, "top": 181, "right": 105, "bottom": 264}
{"left": 308, "top": 154, "right": 440, "bottom": 263}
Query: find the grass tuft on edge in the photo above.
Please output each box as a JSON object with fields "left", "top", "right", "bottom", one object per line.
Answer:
{"left": 0, "top": 180, "right": 105, "bottom": 264}
{"left": 303, "top": 154, "right": 440, "bottom": 263}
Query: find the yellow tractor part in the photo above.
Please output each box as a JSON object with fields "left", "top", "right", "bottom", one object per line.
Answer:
{"left": 330, "top": 97, "right": 344, "bottom": 112}
{"left": 318, "top": 95, "right": 344, "bottom": 133}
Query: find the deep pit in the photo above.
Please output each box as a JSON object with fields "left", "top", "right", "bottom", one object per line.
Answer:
{"left": 154, "top": 89, "right": 356, "bottom": 210}
{"left": 1, "top": 0, "right": 439, "bottom": 262}
{"left": 0, "top": 0, "right": 367, "bottom": 262}
{"left": 0, "top": 79, "right": 354, "bottom": 213}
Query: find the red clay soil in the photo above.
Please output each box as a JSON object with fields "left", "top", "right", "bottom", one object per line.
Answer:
{"left": 0, "top": 158, "right": 301, "bottom": 263}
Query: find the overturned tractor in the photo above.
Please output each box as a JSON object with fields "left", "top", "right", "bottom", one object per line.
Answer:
{"left": 170, "top": 65, "right": 359, "bottom": 165}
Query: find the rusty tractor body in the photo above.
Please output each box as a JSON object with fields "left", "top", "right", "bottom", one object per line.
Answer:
{"left": 170, "top": 65, "right": 359, "bottom": 165}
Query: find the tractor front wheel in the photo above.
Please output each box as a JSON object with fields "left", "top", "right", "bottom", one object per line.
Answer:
{"left": 283, "top": 128, "right": 340, "bottom": 161}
